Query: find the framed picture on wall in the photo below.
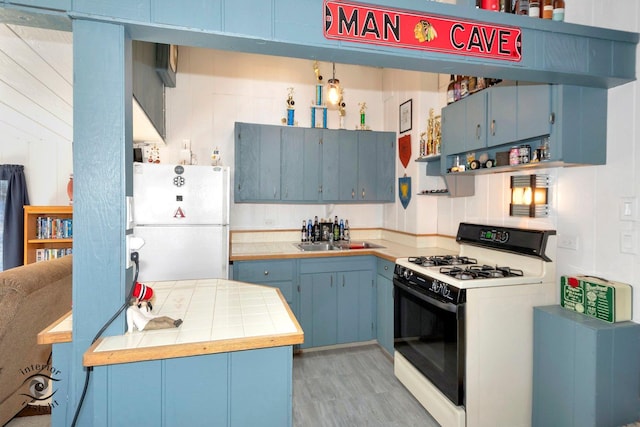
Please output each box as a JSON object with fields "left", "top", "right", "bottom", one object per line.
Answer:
{"left": 399, "top": 99, "right": 412, "bottom": 133}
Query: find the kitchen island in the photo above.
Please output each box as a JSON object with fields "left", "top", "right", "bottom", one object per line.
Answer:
{"left": 39, "top": 279, "right": 303, "bottom": 427}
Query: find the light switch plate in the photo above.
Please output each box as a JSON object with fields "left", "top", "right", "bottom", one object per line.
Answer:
{"left": 619, "top": 197, "right": 637, "bottom": 221}
{"left": 620, "top": 230, "right": 637, "bottom": 254}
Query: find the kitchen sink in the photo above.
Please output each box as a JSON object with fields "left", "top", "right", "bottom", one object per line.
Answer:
{"left": 296, "top": 241, "right": 385, "bottom": 252}
{"left": 333, "top": 241, "right": 385, "bottom": 250}
{"left": 296, "top": 242, "right": 338, "bottom": 252}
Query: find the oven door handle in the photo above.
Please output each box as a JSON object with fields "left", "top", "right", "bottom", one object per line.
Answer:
{"left": 393, "top": 279, "right": 458, "bottom": 313}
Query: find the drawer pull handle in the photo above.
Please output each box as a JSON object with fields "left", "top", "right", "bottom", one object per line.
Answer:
{"left": 384, "top": 266, "right": 388, "bottom": 270}
{"left": 264, "top": 271, "right": 269, "bottom": 276}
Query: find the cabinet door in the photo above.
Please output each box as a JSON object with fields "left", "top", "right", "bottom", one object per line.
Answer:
{"left": 233, "top": 260, "right": 296, "bottom": 316}
{"left": 464, "top": 91, "right": 488, "bottom": 151}
{"left": 235, "top": 123, "right": 281, "bottom": 202}
{"left": 487, "top": 83, "right": 517, "bottom": 147}
{"left": 357, "top": 131, "right": 378, "bottom": 201}
{"left": 376, "top": 258, "right": 394, "bottom": 355}
{"left": 281, "top": 127, "right": 321, "bottom": 201}
{"left": 337, "top": 270, "right": 374, "bottom": 344}
{"left": 441, "top": 100, "right": 467, "bottom": 155}
{"left": 376, "top": 132, "right": 396, "bottom": 202}
{"left": 517, "top": 83, "right": 552, "bottom": 141}
{"left": 323, "top": 129, "right": 358, "bottom": 201}
{"left": 300, "top": 272, "right": 337, "bottom": 348}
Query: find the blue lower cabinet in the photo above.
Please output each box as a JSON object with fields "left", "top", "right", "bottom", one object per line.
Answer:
{"left": 533, "top": 306, "right": 640, "bottom": 427}
{"left": 89, "top": 346, "right": 293, "bottom": 427}
{"left": 299, "top": 256, "right": 375, "bottom": 349}
{"left": 233, "top": 260, "right": 297, "bottom": 317}
{"left": 376, "top": 258, "right": 394, "bottom": 355}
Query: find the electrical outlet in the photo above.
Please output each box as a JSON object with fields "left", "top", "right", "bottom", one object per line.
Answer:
{"left": 557, "top": 234, "right": 578, "bottom": 250}
{"left": 126, "top": 235, "right": 132, "bottom": 269}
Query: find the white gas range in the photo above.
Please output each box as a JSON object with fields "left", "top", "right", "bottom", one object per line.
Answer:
{"left": 393, "top": 223, "right": 557, "bottom": 427}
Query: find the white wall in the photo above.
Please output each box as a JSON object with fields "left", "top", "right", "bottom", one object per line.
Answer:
{"left": 0, "top": 139, "right": 72, "bottom": 206}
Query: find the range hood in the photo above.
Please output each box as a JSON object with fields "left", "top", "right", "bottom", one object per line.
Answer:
{"left": 133, "top": 97, "right": 164, "bottom": 144}
{"left": 444, "top": 174, "right": 475, "bottom": 197}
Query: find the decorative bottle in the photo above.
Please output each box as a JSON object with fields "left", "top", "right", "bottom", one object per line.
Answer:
{"left": 446, "top": 75, "right": 455, "bottom": 104}
{"left": 552, "top": 0, "right": 565, "bottom": 21}
{"left": 344, "top": 220, "right": 350, "bottom": 242}
{"left": 542, "top": 0, "right": 553, "bottom": 18}
{"left": 66, "top": 174, "right": 73, "bottom": 205}
{"left": 301, "top": 220, "right": 307, "bottom": 242}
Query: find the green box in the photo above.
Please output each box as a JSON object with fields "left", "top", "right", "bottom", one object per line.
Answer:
{"left": 560, "top": 275, "right": 632, "bottom": 323}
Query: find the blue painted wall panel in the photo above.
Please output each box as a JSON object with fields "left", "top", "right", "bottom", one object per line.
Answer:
{"left": 230, "top": 347, "right": 293, "bottom": 427}
{"left": 152, "top": 0, "right": 222, "bottom": 32}
{"left": 6, "top": 0, "right": 69, "bottom": 10}
{"left": 74, "top": 0, "right": 150, "bottom": 22}
{"left": 51, "top": 342, "right": 72, "bottom": 427}
{"left": 163, "top": 354, "right": 230, "bottom": 426}
{"left": 107, "top": 361, "right": 163, "bottom": 426}
{"left": 71, "top": 19, "right": 132, "bottom": 426}
{"left": 224, "top": 0, "right": 272, "bottom": 39}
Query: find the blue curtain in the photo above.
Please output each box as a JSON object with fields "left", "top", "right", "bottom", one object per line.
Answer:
{"left": 1, "top": 165, "right": 30, "bottom": 270}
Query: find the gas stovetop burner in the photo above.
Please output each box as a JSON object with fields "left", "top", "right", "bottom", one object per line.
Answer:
{"left": 439, "top": 265, "right": 525, "bottom": 280}
{"left": 408, "top": 255, "right": 478, "bottom": 267}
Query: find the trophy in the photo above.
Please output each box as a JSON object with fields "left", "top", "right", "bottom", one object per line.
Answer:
{"left": 337, "top": 88, "right": 346, "bottom": 130}
{"left": 311, "top": 61, "right": 328, "bottom": 128}
{"left": 358, "top": 102, "right": 369, "bottom": 130}
{"left": 281, "top": 87, "right": 296, "bottom": 126}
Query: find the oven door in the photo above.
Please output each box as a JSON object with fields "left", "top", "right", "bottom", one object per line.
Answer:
{"left": 393, "top": 279, "right": 465, "bottom": 406}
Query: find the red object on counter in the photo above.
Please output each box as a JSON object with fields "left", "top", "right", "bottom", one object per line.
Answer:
{"left": 481, "top": 0, "right": 499, "bottom": 11}
{"left": 567, "top": 277, "right": 580, "bottom": 288}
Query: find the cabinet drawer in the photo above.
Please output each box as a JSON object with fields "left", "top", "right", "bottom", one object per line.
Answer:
{"left": 377, "top": 258, "right": 394, "bottom": 280}
{"left": 234, "top": 260, "right": 294, "bottom": 282}
{"left": 260, "top": 281, "right": 293, "bottom": 302}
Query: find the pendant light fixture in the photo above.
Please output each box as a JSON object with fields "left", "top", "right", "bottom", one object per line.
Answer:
{"left": 327, "top": 62, "right": 341, "bottom": 106}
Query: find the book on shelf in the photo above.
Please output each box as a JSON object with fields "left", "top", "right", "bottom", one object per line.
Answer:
{"left": 35, "top": 248, "right": 72, "bottom": 262}
{"left": 36, "top": 216, "right": 73, "bottom": 239}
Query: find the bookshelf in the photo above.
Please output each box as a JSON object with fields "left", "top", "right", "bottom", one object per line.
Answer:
{"left": 23, "top": 205, "right": 73, "bottom": 264}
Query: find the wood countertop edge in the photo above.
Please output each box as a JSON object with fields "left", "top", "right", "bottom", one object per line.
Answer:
{"left": 229, "top": 248, "right": 388, "bottom": 262}
{"left": 38, "top": 310, "right": 72, "bottom": 344}
{"left": 83, "top": 331, "right": 304, "bottom": 367}
{"left": 83, "top": 287, "right": 304, "bottom": 367}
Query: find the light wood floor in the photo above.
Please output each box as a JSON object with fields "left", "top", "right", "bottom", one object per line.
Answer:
{"left": 293, "top": 344, "right": 440, "bottom": 427}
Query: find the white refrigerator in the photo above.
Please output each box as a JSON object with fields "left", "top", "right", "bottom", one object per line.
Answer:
{"left": 133, "top": 163, "right": 230, "bottom": 281}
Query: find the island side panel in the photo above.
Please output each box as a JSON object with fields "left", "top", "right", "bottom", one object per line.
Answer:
{"left": 230, "top": 346, "right": 293, "bottom": 427}
{"left": 89, "top": 347, "right": 293, "bottom": 426}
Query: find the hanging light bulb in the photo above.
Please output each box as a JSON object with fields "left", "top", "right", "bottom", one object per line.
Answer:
{"left": 327, "top": 62, "right": 341, "bottom": 106}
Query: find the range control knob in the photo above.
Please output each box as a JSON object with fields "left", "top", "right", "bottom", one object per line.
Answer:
{"left": 402, "top": 268, "right": 413, "bottom": 280}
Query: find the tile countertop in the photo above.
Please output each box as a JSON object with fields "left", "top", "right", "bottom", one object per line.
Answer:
{"left": 230, "top": 229, "right": 460, "bottom": 262}
{"left": 75, "top": 279, "right": 303, "bottom": 367}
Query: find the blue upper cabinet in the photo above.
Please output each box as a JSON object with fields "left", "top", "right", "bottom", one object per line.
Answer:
{"left": 441, "top": 83, "right": 606, "bottom": 174}
{"left": 235, "top": 123, "right": 395, "bottom": 204}
{"left": 234, "top": 122, "right": 281, "bottom": 202}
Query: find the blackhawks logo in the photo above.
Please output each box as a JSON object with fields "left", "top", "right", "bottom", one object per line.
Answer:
{"left": 414, "top": 20, "right": 438, "bottom": 42}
